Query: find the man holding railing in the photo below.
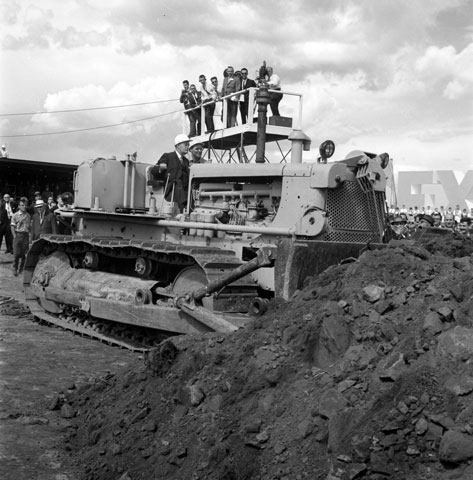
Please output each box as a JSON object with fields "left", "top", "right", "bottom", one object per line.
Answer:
{"left": 198, "top": 74, "right": 217, "bottom": 133}
{"left": 239, "top": 67, "right": 257, "bottom": 124}
{"left": 220, "top": 66, "right": 241, "bottom": 128}
{"left": 266, "top": 66, "right": 283, "bottom": 116}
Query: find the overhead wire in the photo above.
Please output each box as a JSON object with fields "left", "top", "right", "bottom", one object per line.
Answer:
{"left": 1, "top": 108, "right": 184, "bottom": 138}
{"left": 0, "top": 98, "right": 179, "bottom": 117}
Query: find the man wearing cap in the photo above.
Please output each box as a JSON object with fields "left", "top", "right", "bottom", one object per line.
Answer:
{"left": 390, "top": 216, "right": 408, "bottom": 239}
{"left": 188, "top": 141, "right": 207, "bottom": 165}
{"left": 417, "top": 214, "right": 435, "bottom": 229}
{"left": 150, "top": 134, "right": 191, "bottom": 212}
{"left": 32, "top": 199, "right": 57, "bottom": 241}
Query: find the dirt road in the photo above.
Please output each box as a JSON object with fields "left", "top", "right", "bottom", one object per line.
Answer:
{"left": 0, "top": 252, "right": 139, "bottom": 480}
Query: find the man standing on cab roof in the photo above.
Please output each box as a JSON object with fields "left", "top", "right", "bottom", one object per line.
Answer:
{"left": 151, "top": 134, "right": 191, "bottom": 213}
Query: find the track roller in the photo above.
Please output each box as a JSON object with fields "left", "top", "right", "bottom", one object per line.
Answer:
{"left": 248, "top": 297, "right": 270, "bottom": 316}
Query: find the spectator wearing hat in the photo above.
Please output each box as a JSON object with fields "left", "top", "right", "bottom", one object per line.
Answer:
{"left": 188, "top": 141, "right": 207, "bottom": 165}
{"left": 417, "top": 214, "right": 435, "bottom": 229}
{"left": 32, "top": 199, "right": 57, "bottom": 241}
{"left": 150, "top": 134, "right": 191, "bottom": 212}
{"left": 390, "top": 216, "right": 408, "bottom": 239}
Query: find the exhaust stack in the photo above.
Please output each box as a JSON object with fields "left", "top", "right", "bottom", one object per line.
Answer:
{"left": 255, "top": 83, "right": 270, "bottom": 163}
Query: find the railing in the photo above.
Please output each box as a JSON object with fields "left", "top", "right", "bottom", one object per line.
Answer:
{"left": 181, "top": 87, "right": 303, "bottom": 135}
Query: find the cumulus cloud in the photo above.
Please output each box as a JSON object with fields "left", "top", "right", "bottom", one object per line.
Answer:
{"left": 415, "top": 43, "right": 473, "bottom": 99}
{"left": 1, "top": 0, "right": 471, "bottom": 172}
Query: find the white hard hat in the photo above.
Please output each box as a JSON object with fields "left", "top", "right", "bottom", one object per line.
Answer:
{"left": 174, "top": 134, "right": 190, "bottom": 146}
{"left": 189, "top": 139, "right": 204, "bottom": 149}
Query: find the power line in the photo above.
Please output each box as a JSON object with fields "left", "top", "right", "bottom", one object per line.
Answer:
{"left": 0, "top": 109, "right": 183, "bottom": 138}
{"left": 0, "top": 98, "right": 179, "bottom": 117}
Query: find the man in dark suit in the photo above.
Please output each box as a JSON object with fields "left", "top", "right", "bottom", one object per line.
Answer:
{"left": 180, "top": 80, "right": 201, "bottom": 137}
{"left": 239, "top": 67, "right": 257, "bottom": 124}
{"left": 150, "top": 134, "right": 191, "bottom": 213}
{"left": 31, "top": 199, "right": 57, "bottom": 241}
{"left": 182, "top": 84, "right": 201, "bottom": 137}
{"left": 0, "top": 193, "right": 14, "bottom": 253}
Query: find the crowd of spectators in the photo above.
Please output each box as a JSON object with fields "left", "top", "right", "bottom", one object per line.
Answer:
{"left": 388, "top": 204, "right": 473, "bottom": 238}
{"left": 180, "top": 64, "right": 282, "bottom": 137}
{"left": 0, "top": 190, "right": 75, "bottom": 274}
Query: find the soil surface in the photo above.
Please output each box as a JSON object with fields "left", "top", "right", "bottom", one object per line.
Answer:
{"left": 2, "top": 232, "right": 473, "bottom": 480}
{"left": 0, "top": 254, "right": 139, "bottom": 480}
{"left": 59, "top": 232, "right": 473, "bottom": 480}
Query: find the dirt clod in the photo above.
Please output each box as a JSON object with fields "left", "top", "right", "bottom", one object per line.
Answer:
{"left": 60, "top": 235, "right": 473, "bottom": 479}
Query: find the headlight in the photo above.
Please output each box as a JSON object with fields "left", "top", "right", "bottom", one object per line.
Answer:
{"left": 318, "top": 140, "right": 335, "bottom": 163}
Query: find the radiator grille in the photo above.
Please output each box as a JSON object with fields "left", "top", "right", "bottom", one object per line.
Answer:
{"left": 323, "top": 181, "right": 386, "bottom": 243}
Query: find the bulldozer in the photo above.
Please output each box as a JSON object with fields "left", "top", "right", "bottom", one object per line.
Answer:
{"left": 23, "top": 82, "right": 390, "bottom": 348}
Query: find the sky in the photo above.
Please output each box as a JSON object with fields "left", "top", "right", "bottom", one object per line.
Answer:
{"left": 0, "top": 0, "right": 472, "bottom": 177}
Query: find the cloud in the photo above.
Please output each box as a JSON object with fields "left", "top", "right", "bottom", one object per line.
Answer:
{"left": 415, "top": 43, "right": 473, "bottom": 99}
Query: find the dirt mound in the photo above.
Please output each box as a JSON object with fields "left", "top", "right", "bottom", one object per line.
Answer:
{"left": 61, "top": 235, "right": 473, "bottom": 480}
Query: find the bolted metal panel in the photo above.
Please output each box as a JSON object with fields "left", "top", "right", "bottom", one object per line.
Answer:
{"left": 324, "top": 181, "right": 385, "bottom": 243}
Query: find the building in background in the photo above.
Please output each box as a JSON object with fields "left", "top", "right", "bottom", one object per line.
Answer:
{"left": 0, "top": 157, "right": 78, "bottom": 200}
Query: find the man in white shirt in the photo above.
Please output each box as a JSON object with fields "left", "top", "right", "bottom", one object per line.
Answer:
{"left": 266, "top": 66, "right": 283, "bottom": 116}
{"left": 198, "top": 75, "right": 217, "bottom": 133}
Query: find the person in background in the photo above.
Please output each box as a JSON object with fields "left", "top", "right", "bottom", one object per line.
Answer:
{"left": 221, "top": 66, "right": 241, "bottom": 127}
{"left": 1, "top": 194, "right": 14, "bottom": 253}
{"left": 10, "top": 199, "right": 31, "bottom": 276}
{"left": 187, "top": 84, "right": 202, "bottom": 136}
{"left": 417, "top": 214, "right": 435, "bottom": 229}
{"left": 198, "top": 74, "right": 217, "bottom": 133}
{"left": 239, "top": 67, "right": 257, "bottom": 124}
{"left": 55, "top": 193, "right": 74, "bottom": 234}
{"left": 47, "top": 196, "right": 57, "bottom": 212}
{"left": 31, "top": 199, "right": 57, "bottom": 241}
{"left": 1, "top": 144, "right": 8, "bottom": 158}
{"left": 180, "top": 80, "right": 198, "bottom": 138}
{"left": 390, "top": 216, "right": 408, "bottom": 239}
{"left": 210, "top": 76, "right": 223, "bottom": 128}
{"left": 266, "top": 66, "right": 283, "bottom": 116}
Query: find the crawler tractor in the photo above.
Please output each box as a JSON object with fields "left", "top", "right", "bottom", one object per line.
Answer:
{"left": 24, "top": 84, "right": 390, "bottom": 348}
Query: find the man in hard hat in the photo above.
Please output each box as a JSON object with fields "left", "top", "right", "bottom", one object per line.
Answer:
{"left": 187, "top": 140, "right": 207, "bottom": 165}
{"left": 150, "top": 134, "right": 191, "bottom": 212}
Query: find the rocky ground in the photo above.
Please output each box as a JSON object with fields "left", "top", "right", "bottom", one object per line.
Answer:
{"left": 0, "top": 256, "right": 139, "bottom": 480}
{"left": 54, "top": 232, "right": 473, "bottom": 480}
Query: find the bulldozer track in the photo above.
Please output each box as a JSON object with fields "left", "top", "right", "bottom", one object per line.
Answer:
{"left": 27, "top": 300, "right": 151, "bottom": 353}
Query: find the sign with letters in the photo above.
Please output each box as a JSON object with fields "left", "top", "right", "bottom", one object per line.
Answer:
{"left": 396, "top": 170, "right": 473, "bottom": 209}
